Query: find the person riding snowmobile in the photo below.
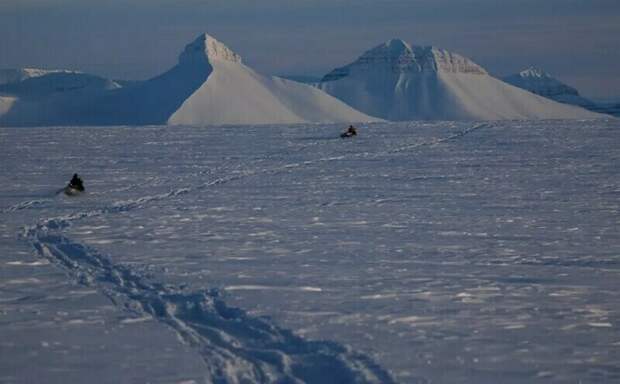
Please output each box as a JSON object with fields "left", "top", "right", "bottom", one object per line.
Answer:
{"left": 68, "top": 173, "right": 85, "bottom": 192}
{"left": 341, "top": 125, "right": 357, "bottom": 138}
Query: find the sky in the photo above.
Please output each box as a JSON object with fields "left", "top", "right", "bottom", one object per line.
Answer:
{"left": 0, "top": 0, "right": 619, "bottom": 99}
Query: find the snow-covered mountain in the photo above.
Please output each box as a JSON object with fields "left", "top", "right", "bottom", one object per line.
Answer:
{"left": 0, "top": 68, "right": 77, "bottom": 85}
{"left": 317, "top": 39, "right": 603, "bottom": 121}
{"left": 164, "top": 34, "right": 379, "bottom": 125}
{"left": 0, "top": 71, "right": 121, "bottom": 96}
{"left": 0, "top": 34, "right": 378, "bottom": 127}
{"left": 0, "top": 95, "right": 16, "bottom": 115}
{"left": 0, "top": 70, "right": 123, "bottom": 126}
{"left": 589, "top": 101, "right": 620, "bottom": 117}
{"left": 502, "top": 67, "right": 596, "bottom": 108}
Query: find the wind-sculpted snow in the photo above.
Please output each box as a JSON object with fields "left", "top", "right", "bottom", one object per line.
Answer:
{"left": 10, "top": 122, "right": 489, "bottom": 383}
{"left": 2, "top": 122, "right": 488, "bottom": 383}
{"left": 2, "top": 121, "right": 620, "bottom": 384}
{"left": 24, "top": 225, "right": 394, "bottom": 384}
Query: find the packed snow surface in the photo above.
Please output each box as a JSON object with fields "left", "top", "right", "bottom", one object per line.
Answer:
{"left": 0, "top": 34, "right": 378, "bottom": 127}
{"left": 1, "top": 120, "right": 620, "bottom": 383}
{"left": 318, "top": 40, "right": 604, "bottom": 121}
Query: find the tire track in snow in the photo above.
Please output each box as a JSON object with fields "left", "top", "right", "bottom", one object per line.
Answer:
{"left": 250, "top": 122, "right": 490, "bottom": 174}
{"left": 3, "top": 199, "right": 48, "bottom": 213}
{"left": 23, "top": 223, "right": 395, "bottom": 384}
{"left": 386, "top": 122, "right": 489, "bottom": 154}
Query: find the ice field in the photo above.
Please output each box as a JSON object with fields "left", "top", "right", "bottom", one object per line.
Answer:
{"left": 1, "top": 120, "right": 619, "bottom": 383}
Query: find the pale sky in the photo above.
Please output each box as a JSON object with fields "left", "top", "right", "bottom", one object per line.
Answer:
{"left": 1, "top": 0, "right": 619, "bottom": 99}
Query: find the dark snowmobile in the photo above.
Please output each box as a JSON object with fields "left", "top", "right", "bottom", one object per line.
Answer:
{"left": 341, "top": 125, "right": 358, "bottom": 138}
{"left": 64, "top": 173, "right": 85, "bottom": 196}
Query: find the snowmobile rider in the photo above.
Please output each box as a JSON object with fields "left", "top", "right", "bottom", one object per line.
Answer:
{"left": 341, "top": 125, "right": 358, "bottom": 138}
{"left": 69, "top": 173, "right": 85, "bottom": 192}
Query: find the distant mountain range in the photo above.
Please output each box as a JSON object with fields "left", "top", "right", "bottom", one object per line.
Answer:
{"left": 589, "top": 101, "right": 620, "bottom": 117}
{"left": 0, "top": 34, "right": 377, "bottom": 127}
{"left": 502, "top": 68, "right": 619, "bottom": 117}
{"left": 315, "top": 39, "right": 603, "bottom": 121}
{"left": 0, "top": 34, "right": 610, "bottom": 127}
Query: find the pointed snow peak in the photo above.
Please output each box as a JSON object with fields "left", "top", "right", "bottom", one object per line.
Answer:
{"left": 178, "top": 33, "right": 242, "bottom": 66}
{"left": 358, "top": 38, "right": 414, "bottom": 65}
{"left": 384, "top": 38, "right": 413, "bottom": 55}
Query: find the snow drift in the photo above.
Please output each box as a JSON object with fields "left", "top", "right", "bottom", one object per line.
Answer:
{"left": 0, "top": 34, "right": 378, "bottom": 127}
{"left": 317, "top": 39, "right": 604, "bottom": 121}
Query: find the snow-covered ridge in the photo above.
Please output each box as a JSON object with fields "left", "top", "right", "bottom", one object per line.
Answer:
{"left": 429, "top": 47, "right": 487, "bottom": 74}
{"left": 0, "top": 71, "right": 121, "bottom": 97}
{"left": 322, "top": 39, "right": 486, "bottom": 82}
{"left": 0, "top": 33, "right": 377, "bottom": 126}
{"left": 318, "top": 39, "right": 604, "bottom": 121}
{"left": 517, "top": 67, "right": 547, "bottom": 78}
{"left": 179, "top": 33, "right": 242, "bottom": 65}
{"left": 503, "top": 67, "right": 581, "bottom": 99}
{"left": 0, "top": 68, "right": 81, "bottom": 86}
{"left": 0, "top": 35, "right": 609, "bottom": 126}
{"left": 501, "top": 67, "right": 598, "bottom": 108}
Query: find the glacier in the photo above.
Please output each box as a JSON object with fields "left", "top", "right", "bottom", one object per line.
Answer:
{"left": 1, "top": 120, "right": 619, "bottom": 383}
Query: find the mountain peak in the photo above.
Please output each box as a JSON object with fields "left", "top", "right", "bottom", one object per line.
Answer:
{"left": 178, "top": 33, "right": 242, "bottom": 66}
{"left": 383, "top": 38, "right": 413, "bottom": 55}
{"left": 321, "top": 38, "right": 486, "bottom": 82}
{"left": 503, "top": 67, "right": 586, "bottom": 102}
{"left": 356, "top": 38, "right": 414, "bottom": 69}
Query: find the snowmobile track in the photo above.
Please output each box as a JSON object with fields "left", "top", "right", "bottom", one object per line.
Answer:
{"left": 16, "top": 122, "right": 488, "bottom": 382}
{"left": 24, "top": 223, "right": 395, "bottom": 384}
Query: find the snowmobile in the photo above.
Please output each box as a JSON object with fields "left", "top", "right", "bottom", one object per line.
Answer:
{"left": 64, "top": 173, "right": 85, "bottom": 196}
{"left": 341, "top": 125, "right": 358, "bottom": 138}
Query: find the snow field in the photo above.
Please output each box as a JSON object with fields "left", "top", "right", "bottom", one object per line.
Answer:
{"left": 1, "top": 120, "right": 619, "bottom": 383}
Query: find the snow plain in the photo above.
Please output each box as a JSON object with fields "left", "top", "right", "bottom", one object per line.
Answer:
{"left": 1, "top": 120, "right": 619, "bottom": 383}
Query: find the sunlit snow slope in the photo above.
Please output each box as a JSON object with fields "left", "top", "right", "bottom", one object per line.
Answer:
{"left": 318, "top": 39, "right": 604, "bottom": 121}
{"left": 168, "top": 35, "right": 380, "bottom": 125}
{"left": 0, "top": 34, "right": 378, "bottom": 127}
